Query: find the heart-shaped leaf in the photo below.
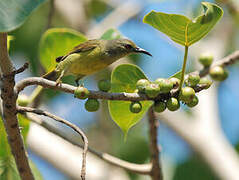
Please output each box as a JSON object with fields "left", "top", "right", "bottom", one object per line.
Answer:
{"left": 143, "top": 2, "right": 223, "bottom": 46}
{"left": 39, "top": 28, "right": 87, "bottom": 72}
{"left": 108, "top": 64, "right": 153, "bottom": 137}
{"left": 100, "top": 28, "right": 122, "bottom": 40}
{"left": 0, "top": 0, "right": 46, "bottom": 32}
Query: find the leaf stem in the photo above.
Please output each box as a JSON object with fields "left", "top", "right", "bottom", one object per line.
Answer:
{"left": 179, "top": 46, "right": 189, "bottom": 90}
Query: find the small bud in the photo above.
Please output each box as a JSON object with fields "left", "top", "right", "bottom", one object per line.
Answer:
{"left": 74, "top": 87, "right": 90, "bottom": 99}
{"left": 199, "top": 52, "right": 213, "bottom": 67}
{"left": 98, "top": 79, "right": 111, "bottom": 92}
{"left": 130, "top": 101, "right": 142, "bottom": 113}
{"left": 136, "top": 79, "right": 150, "bottom": 93}
{"left": 209, "top": 66, "right": 228, "bottom": 81}
{"left": 145, "top": 83, "right": 161, "bottom": 98}
{"left": 85, "top": 99, "right": 100, "bottom": 112}
{"left": 179, "top": 87, "right": 195, "bottom": 103}
{"left": 154, "top": 101, "right": 166, "bottom": 113}
{"left": 167, "top": 97, "right": 180, "bottom": 111}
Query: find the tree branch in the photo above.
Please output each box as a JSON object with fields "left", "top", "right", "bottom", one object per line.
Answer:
{"left": 17, "top": 106, "right": 88, "bottom": 180}
{"left": 148, "top": 107, "right": 163, "bottom": 180}
{"left": 0, "top": 33, "right": 34, "bottom": 179}
{"left": 15, "top": 77, "right": 208, "bottom": 102}
{"left": 25, "top": 112, "right": 152, "bottom": 175}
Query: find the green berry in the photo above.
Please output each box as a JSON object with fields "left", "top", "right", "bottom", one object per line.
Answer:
{"left": 169, "top": 77, "right": 180, "bottom": 89}
{"left": 145, "top": 83, "right": 161, "bottom": 98}
{"left": 187, "top": 96, "right": 199, "bottom": 108}
{"left": 154, "top": 101, "right": 166, "bottom": 113}
{"left": 74, "top": 86, "right": 90, "bottom": 99}
{"left": 130, "top": 101, "right": 142, "bottom": 113}
{"left": 155, "top": 78, "right": 164, "bottom": 84}
{"left": 85, "top": 99, "right": 100, "bottom": 112}
{"left": 98, "top": 79, "right": 111, "bottom": 92}
{"left": 221, "top": 69, "right": 229, "bottom": 81}
{"left": 198, "top": 77, "right": 212, "bottom": 89}
{"left": 134, "top": 89, "right": 139, "bottom": 93}
{"left": 199, "top": 53, "right": 213, "bottom": 67}
{"left": 156, "top": 79, "right": 173, "bottom": 93}
{"left": 167, "top": 98, "right": 180, "bottom": 111}
{"left": 179, "top": 87, "right": 195, "bottom": 103}
{"left": 17, "top": 95, "right": 29, "bottom": 107}
{"left": 136, "top": 79, "right": 150, "bottom": 93}
{"left": 209, "top": 66, "right": 228, "bottom": 81}
{"left": 186, "top": 74, "right": 200, "bottom": 87}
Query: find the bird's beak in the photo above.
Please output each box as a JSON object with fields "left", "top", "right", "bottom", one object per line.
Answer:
{"left": 134, "top": 47, "right": 152, "bottom": 57}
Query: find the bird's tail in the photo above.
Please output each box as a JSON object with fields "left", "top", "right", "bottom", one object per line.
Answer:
{"left": 42, "top": 70, "right": 59, "bottom": 81}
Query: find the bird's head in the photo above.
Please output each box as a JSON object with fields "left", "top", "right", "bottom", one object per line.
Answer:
{"left": 104, "top": 39, "right": 152, "bottom": 59}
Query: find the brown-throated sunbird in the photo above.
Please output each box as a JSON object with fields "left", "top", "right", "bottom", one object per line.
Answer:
{"left": 42, "top": 38, "right": 152, "bottom": 86}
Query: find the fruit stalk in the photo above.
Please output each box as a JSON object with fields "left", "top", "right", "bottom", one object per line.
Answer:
{"left": 179, "top": 46, "right": 189, "bottom": 90}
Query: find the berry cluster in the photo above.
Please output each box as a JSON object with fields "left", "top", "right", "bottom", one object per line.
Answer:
{"left": 130, "top": 75, "right": 203, "bottom": 114}
{"left": 129, "top": 53, "right": 229, "bottom": 114}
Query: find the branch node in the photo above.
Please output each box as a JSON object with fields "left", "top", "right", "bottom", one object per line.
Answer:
{"left": 1, "top": 62, "right": 29, "bottom": 80}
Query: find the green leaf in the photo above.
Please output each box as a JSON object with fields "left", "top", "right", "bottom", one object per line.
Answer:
{"left": 0, "top": 0, "right": 46, "bottom": 32}
{"left": 143, "top": 2, "right": 223, "bottom": 46}
{"left": 100, "top": 28, "right": 122, "bottom": 40}
{"left": 0, "top": 116, "right": 43, "bottom": 179}
{"left": 39, "top": 28, "right": 87, "bottom": 72}
{"left": 0, "top": 117, "right": 10, "bottom": 158}
{"left": 0, "top": 114, "right": 30, "bottom": 157}
{"left": 0, "top": 157, "right": 43, "bottom": 180}
{"left": 108, "top": 64, "right": 153, "bottom": 137}
{"left": 170, "top": 70, "right": 182, "bottom": 79}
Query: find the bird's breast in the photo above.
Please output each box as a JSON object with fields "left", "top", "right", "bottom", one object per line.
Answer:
{"left": 65, "top": 51, "right": 117, "bottom": 76}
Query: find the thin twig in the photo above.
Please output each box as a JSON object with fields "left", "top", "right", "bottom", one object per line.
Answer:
{"left": 2, "top": 62, "right": 29, "bottom": 78}
{"left": 17, "top": 106, "right": 88, "bottom": 180}
{"left": 148, "top": 106, "right": 163, "bottom": 180}
{"left": 0, "top": 33, "right": 34, "bottom": 179}
{"left": 15, "top": 77, "right": 208, "bottom": 102}
{"left": 26, "top": 112, "right": 152, "bottom": 175}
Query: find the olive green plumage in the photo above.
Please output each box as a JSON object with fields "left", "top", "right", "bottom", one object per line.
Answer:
{"left": 42, "top": 38, "right": 151, "bottom": 85}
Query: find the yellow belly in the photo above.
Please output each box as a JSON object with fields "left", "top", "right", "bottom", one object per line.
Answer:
{"left": 63, "top": 53, "right": 111, "bottom": 76}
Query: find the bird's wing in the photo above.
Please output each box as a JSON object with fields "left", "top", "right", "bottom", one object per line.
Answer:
{"left": 55, "top": 40, "right": 99, "bottom": 62}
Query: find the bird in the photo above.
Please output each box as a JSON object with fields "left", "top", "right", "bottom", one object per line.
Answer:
{"left": 42, "top": 38, "right": 152, "bottom": 86}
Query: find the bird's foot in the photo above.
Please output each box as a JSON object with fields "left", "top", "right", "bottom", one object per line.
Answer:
{"left": 56, "top": 79, "right": 62, "bottom": 86}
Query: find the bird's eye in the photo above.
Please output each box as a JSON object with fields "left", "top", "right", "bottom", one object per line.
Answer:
{"left": 124, "top": 44, "right": 133, "bottom": 50}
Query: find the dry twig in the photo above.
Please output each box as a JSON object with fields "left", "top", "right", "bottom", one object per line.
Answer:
{"left": 17, "top": 106, "right": 88, "bottom": 180}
